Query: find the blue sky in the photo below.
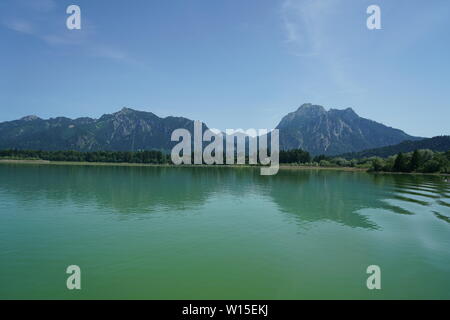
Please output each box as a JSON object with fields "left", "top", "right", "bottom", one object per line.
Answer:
{"left": 0, "top": 0, "right": 449, "bottom": 137}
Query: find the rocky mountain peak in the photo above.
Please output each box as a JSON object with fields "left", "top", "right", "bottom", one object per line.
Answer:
{"left": 116, "top": 107, "right": 136, "bottom": 115}
{"left": 20, "top": 115, "right": 41, "bottom": 121}
{"left": 295, "top": 103, "right": 326, "bottom": 115}
{"left": 328, "top": 107, "right": 359, "bottom": 121}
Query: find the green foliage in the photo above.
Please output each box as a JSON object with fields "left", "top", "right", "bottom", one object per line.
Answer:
{"left": 313, "top": 155, "right": 330, "bottom": 163}
{"left": 279, "top": 149, "right": 311, "bottom": 164}
{"left": 409, "top": 150, "right": 421, "bottom": 171}
{"left": 340, "top": 136, "right": 450, "bottom": 159}
{"left": 2, "top": 147, "right": 449, "bottom": 174}
{"left": 421, "top": 160, "right": 441, "bottom": 173}
{"left": 330, "top": 157, "right": 349, "bottom": 166}
{"left": 369, "top": 149, "right": 449, "bottom": 174}
{"left": 319, "top": 160, "right": 332, "bottom": 167}
{"left": 371, "top": 157, "right": 384, "bottom": 172}
{"left": 0, "top": 149, "right": 170, "bottom": 164}
{"left": 393, "top": 153, "right": 409, "bottom": 172}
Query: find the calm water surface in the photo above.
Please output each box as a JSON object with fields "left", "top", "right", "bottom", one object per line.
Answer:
{"left": 0, "top": 164, "right": 449, "bottom": 299}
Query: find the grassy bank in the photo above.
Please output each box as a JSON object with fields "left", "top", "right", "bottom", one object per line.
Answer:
{"left": 0, "top": 158, "right": 363, "bottom": 169}
{"left": 0, "top": 158, "right": 370, "bottom": 173}
{"left": 0, "top": 159, "right": 51, "bottom": 164}
{"left": 0, "top": 159, "right": 170, "bottom": 167}
{"left": 2, "top": 159, "right": 449, "bottom": 176}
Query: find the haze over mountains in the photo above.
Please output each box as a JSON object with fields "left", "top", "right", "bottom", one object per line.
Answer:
{"left": 0, "top": 104, "right": 424, "bottom": 155}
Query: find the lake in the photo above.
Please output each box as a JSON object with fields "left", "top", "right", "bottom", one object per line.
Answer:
{"left": 0, "top": 164, "right": 449, "bottom": 299}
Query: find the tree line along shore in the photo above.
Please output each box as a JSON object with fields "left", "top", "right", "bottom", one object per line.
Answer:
{"left": 0, "top": 148, "right": 449, "bottom": 174}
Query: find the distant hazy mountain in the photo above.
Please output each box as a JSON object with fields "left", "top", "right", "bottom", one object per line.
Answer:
{"left": 339, "top": 136, "right": 450, "bottom": 159}
{"left": 0, "top": 108, "right": 206, "bottom": 152}
{"left": 277, "top": 103, "right": 422, "bottom": 155}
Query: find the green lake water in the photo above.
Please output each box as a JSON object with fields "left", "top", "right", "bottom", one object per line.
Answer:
{"left": 0, "top": 164, "right": 449, "bottom": 299}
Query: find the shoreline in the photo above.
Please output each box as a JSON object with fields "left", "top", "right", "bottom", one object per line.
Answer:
{"left": 1, "top": 159, "right": 449, "bottom": 176}
{"left": 0, "top": 159, "right": 51, "bottom": 164}
{"left": 0, "top": 159, "right": 366, "bottom": 170}
{"left": 0, "top": 159, "right": 364, "bottom": 170}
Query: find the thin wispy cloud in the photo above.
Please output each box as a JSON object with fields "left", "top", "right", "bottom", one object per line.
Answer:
{"left": 3, "top": 19, "right": 35, "bottom": 35}
{"left": 41, "top": 33, "right": 83, "bottom": 46}
{"left": 1, "top": 1, "right": 133, "bottom": 63}
{"left": 15, "top": 0, "right": 56, "bottom": 12}
{"left": 280, "top": 0, "right": 338, "bottom": 56}
{"left": 89, "top": 45, "right": 130, "bottom": 62}
{"left": 280, "top": 0, "right": 363, "bottom": 95}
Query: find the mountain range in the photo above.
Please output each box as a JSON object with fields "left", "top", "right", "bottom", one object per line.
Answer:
{"left": 0, "top": 104, "right": 425, "bottom": 155}
{"left": 0, "top": 108, "right": 207, "bottom": 153}
{"left": 339, "top": 136, "right": 450, "bottom": 159}
{"left": 277, "top": 104, "right": 421, "bottom": 155}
